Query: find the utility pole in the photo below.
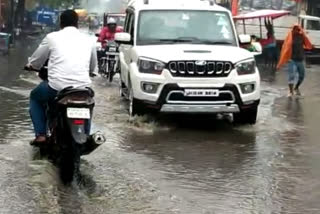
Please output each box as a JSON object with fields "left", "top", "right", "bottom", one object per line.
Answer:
{"left": 7, "top": 0, "right": 13, "bottom": 32}
{"left": 297, "top": 0, "right": 303, "bottom": 16}
{"left": 0, "top": 0, "right": 2, "bottom": 24}
{"left": 7, "top": 0, "right": 15, "bottom": 44}
{"left": 279, "top": 0, "right": 284, "bottom": 9}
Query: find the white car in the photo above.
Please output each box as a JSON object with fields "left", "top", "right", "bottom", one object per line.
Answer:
{"left": 115, "top": 0, "right": 261, "bottom": 124}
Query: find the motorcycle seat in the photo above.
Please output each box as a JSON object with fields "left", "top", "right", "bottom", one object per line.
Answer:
{"left": 55, "top": 87, "right": 95, "bottom": 106}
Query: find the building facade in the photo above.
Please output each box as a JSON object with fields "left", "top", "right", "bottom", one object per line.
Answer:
{"left": 216, "top": 0, "right": 316, "bottom": 17}
{"left": 306, "top": 0, "right": 320, "bottom": 17}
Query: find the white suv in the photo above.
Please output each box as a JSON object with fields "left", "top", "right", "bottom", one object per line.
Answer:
{"left": 116, "top": 0, "right": 261, "bottom": 124}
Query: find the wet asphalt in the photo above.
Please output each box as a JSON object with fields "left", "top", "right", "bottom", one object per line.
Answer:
{"left": 0, "top": 34, "right": 319, "bottom": 214}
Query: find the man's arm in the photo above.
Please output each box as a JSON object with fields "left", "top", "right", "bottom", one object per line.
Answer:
{"left": 89, "top": 41, "right": 98, "bottom": 74}
{"left": 117, "top": 26, "right": 124, "bottom": 32}
{"left": 28, "top": 36, "right": 50, "bottom": 69}
{"left": 98, "top": 27, "right": 107, "bottom": 42}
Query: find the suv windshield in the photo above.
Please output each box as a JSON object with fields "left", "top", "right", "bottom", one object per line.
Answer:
{"left": 137, "top": 10, "right": 236, "bottom": 46}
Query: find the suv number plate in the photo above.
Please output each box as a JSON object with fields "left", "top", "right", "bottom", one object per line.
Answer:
{"left": 184, "top": 89, "right": 219, "bottom": 97}
{"left": 67, "top": 108, "right": 90, "bottom": 119}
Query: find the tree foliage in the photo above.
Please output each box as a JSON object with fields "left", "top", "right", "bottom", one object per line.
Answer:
{"left": 26, "top": 0, "right": 75, "bottom": 10}
{"left": 39, "top": 0, "right": 74, "bottom": 8}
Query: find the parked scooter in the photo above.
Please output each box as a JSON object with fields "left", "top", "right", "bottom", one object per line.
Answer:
{"left": 24, "top": 65, "right": 105, "bottom": 184}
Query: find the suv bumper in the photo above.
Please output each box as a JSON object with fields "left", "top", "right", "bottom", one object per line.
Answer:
{"left": 160, "top": 104, "right": 240, "bottom": 113}
{"left": 134, "top": 83, "right": 260, "bottom": 114}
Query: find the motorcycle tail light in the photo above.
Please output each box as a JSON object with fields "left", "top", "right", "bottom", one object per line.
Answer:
{"left": 73, "top": 119, "right": 85, "bottom": 125}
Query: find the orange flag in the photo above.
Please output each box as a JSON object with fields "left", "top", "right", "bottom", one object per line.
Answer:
{"left": 277, "top": 25, "right": 313, "bottom": 70}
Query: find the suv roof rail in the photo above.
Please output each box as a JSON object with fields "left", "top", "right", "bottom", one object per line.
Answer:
{"left": 200, "top": 0, "right": 215, "bottom": 6}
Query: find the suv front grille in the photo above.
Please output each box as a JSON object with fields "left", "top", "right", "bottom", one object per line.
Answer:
{"left": 167, "top": 61, "right": 233, "bottom": 77}
{"left": 166, "top": 90, "right": 235, "bottom": 104}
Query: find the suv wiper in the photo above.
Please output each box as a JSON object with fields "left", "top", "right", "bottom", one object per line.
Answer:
{"left": 139, "top": 39, "right": 194, "bottom": 45}
{"left": 202, "top": 40, "right": 234, "bottom": 45}
{"left": 169, "top": 38, "right": 234, "bottom": 45}
{"left": 158, "top": 38, "right": 195, "bottom": 43}
{"left": 140, "top": 38, "right": 234, "bottom": 45}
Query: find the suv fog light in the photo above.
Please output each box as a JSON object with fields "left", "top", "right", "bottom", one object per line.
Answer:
{"left": 240, "top": 83, "right": 255, "bottom": 94}
{"left": 141, "top": 82, "right": 159, "bottom": 94}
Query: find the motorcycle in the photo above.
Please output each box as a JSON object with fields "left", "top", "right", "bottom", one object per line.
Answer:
{"left": 25, "top": 65, "right": 105, "bottom": 184}
{"left": 98, "top": 40, "right": 119, "bottom": 83}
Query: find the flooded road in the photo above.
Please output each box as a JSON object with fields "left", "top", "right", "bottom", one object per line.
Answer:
{"left": 0, "top": 36, "right": 320, "bottom": 214}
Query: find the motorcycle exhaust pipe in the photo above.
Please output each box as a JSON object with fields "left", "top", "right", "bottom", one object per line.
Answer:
{"left": 92, "top": 131, "right": 106, "bottom": 145}
{"left": 80, "top": 131, "right": 106, "bottom": 156}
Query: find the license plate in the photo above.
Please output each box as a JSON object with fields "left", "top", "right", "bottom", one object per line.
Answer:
{"left": 184, "top": 89, "right": 219, "bottom": 97}
{"left": 67, "top": 108, "right": 90, "bottom": 119}
{"left": 109, "top": 47, "right": 116, "bottom": 52}
{"left": 105, "top": 52, "right": 119, "bottom": 56}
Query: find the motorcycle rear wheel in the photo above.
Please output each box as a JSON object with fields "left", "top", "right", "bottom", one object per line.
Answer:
{"left": 59, "top": 139, "right": 80, "bottom": 184}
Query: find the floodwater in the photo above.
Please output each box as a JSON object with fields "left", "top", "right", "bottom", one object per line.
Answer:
{"left": 0, "top": 35, "right": 319, "bottom": 214}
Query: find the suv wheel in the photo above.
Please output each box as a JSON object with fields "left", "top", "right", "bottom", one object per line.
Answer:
{"left": 233, "top": 106, "right": 258, "bottom": 125}
{"left": 129, "top": 88, "right": 143, "bottom": 117}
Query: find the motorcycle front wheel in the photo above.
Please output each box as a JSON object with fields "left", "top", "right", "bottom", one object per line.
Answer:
{"left": 108, "top": 62, "right": 115, "bottom": 83}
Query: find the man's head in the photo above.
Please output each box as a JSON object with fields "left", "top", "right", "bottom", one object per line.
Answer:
{"left": 60, "top": 10, "right": 78, "bottom": 29}
{"left": 107, "top": 18, "right": 117, "bottom": 32}
{"left": 251, "top": 35, "right": 257, "bottom": 42}
{"left": 292, "top": 25, "right": 302, "bottom": 37}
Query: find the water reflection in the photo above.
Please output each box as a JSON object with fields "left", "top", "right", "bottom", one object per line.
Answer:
{"left": 258, "top": 64, "right": 277, "bottom": 83}
{"left": 0, "top": 91, "right": 31, "bottom": 144}
{"left": 120, "top": 122, "right": 270, "bottom": 212}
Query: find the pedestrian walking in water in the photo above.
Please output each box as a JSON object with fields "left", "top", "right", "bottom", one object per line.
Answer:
{"left": 277, "top": 25, "right": 312, "bottom": 97}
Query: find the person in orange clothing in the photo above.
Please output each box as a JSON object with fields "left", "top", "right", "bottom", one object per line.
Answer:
{"left": 277, "top": 25, "right": 313, "bottom": 97}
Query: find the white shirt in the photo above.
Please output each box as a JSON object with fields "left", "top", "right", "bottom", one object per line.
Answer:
{"left": 29, "top": 27, "right": 97, "bottom": 91}
{"left": 252, "top": 42, "right": 262, "bottom": 53}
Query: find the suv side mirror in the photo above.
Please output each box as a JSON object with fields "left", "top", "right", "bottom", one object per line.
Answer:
{"left": 238, "top": 34, "right": 251, "bottom": 44}
{"left": 115, "top": 32, "right": 132, "bottom": 45}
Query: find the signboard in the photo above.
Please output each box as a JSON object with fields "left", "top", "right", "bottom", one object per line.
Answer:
{"left": 239, "top": 0, "right": 298, "bottom": 15}
{"left": 33, "top": 7, "right": 59, "bottom": 26}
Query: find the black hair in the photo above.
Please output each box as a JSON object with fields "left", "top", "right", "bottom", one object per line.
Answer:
{"left": 60, "top": 10, "right": 78, "bottom": 28}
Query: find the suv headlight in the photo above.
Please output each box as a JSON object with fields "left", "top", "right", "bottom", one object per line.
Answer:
{"left": 138, "top": 57, "right": 165, "bottom": 75}
{"left": 236, "top": 59, "right": 256, "bottom": 75}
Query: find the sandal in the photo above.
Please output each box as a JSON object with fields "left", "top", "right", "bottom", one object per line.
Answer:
{"left": 294, "top": 89, "right": 302, "bottom": 96}
{"left": 287, "top": 92, "right": 294, "bottom": 98}
{"left": 30, "top": 135, "right": 47, "bottom": 146}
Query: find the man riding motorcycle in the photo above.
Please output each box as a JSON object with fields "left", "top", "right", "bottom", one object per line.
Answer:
{"left": 98, "top": 17, "right": 123, "bottom": 48}
{"left": 97, "top": 18, "right": 122, "bottom": 74}
{"left": 26, "top": 10, "right": 97, "bottom": 145}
